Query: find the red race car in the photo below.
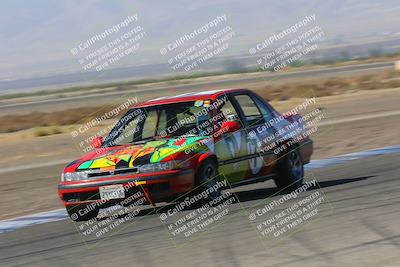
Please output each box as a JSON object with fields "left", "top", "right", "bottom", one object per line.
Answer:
{"left": 58, "top": 89, "right": 313, "bottom": 221}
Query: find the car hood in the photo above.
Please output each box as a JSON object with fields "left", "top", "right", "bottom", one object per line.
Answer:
{"left": 64, "top": 136, "right": 212, "bottom": 172}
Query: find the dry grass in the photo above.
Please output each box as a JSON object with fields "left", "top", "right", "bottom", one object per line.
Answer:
{"left": 32, "top": 126, "right": 63, "bottom": 137}
{"left": 0, "top": 107, "right": 115, "bottom": 133}
{"left": 0, "top": 70, "right": 399, "bottom": 134}
{"left": 252, "top": 70, "right": 400, "bottom": 100}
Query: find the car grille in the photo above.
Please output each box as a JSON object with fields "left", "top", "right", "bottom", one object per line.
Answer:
{"left": 87, "top": 167, "right": 138, "bottom": 178}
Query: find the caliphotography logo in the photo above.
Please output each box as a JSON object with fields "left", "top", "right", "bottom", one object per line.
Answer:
{"left": 1, "top": 1, "right": 400, "bottom": 267}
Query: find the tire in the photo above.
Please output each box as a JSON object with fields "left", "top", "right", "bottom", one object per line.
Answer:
{"left": 194, "top": 159, "right": 221, "bottom": 205}
{"left": 274, "top": 146, "right": 304, "bottom": 190}
{"left": 66, "top": 204, "right": 99, "bottom": 222}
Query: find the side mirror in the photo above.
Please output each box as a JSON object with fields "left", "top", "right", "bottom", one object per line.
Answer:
{"left": 218, "top": 121, "right": 241, "bottom": 135}
{"left": 91, "top": 136, "right": 104, "bottom": 149}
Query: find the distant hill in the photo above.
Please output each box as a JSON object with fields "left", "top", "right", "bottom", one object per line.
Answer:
{"left": 0, "top": 0, "right": 399, "bottom": 81}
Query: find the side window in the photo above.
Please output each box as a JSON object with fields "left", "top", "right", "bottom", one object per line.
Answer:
{"left": 218, "top": 97, "right": 241, "bottom": 125}
{"left": 233, "top": 94, "right": 265, "bottom": 126}
{"left": 253, "top": 96, "right": 275, "bottom": 122}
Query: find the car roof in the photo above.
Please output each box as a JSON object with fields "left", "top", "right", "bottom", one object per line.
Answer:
{"left": 133, "top": 88, "right": 249, "bottom": 108}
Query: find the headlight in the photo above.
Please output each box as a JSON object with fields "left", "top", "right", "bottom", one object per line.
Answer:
{"left": 61, "top": 171, "right": 89, "bottom": 181}
{"left": 60, "top": 161, "right": 185, "bottom": 181}
{"left": 137, "top": 161, "right": 182, "bottom": 173}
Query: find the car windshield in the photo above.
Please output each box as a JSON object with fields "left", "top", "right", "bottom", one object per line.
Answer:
{"left": 103, "top": 100, "right": 215, "bottom": 146}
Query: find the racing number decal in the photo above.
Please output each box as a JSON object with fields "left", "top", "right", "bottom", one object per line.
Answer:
{"left": 247, "top": 134, "right": 263, "bottom": 175}
{"left": 224, "top": 132, "right": 241, "bottom": 170}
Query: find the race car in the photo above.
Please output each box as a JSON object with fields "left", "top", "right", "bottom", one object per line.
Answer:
{"left": 58, "top": 89, "right": 313, "bottom": 221}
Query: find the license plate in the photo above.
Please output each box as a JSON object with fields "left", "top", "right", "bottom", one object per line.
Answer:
{"left": 99, "top": 184, "right": 125, "bottom": 200}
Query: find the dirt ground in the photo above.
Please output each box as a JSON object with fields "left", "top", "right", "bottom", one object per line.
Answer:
{"left": 0, "top": 87, "right": 399, "bottom": 220}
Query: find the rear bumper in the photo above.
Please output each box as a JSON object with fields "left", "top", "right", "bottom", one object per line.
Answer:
{"left": 58, "top": 169, "right": 194, "bottom": 207}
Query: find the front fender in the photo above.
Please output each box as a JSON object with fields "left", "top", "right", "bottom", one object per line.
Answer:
{"left": 196, "top": 153, "right": 218, "bottom": 173}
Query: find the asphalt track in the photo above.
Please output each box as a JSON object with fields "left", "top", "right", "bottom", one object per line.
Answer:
{"left": 0, "top": 150, "right": 399, "bottom": 266}
{"left": 0, "top": 61, "right": 393, "bottom": 115}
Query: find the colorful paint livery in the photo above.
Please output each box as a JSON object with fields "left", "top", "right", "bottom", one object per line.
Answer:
{"left": 58, "top": 89, "right": 313, "bottom": 221}
{"left": 73, "top": 136, "right": 209, "bottom": 171}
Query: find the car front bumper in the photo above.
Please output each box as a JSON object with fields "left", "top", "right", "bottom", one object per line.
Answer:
{"left": 58, "top": 169, "right": 194, "bottom": 207}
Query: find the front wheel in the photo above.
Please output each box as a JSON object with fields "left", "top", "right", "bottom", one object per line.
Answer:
{"left": 66, "top": 204, "right": 99, "bottom": 222}
{"left": 274, "top": 147, "right": 304, "bottom": 190}
{"left": 194, "top": 159, "right": 221, "bottom": 205}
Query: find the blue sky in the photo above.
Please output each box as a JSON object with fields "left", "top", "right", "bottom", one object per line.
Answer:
{"left": 0, "top": 0, "right": 399, "bottom": 79}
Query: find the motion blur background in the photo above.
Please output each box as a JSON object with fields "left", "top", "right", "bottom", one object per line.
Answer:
{"left": 0, "top": 1, "right": 399, "bottom": 266}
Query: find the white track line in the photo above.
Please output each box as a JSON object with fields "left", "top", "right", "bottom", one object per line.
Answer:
{"left": 0, "top": 144, "right": 399, "bottom": 234}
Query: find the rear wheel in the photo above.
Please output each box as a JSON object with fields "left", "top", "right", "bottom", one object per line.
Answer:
{"left": 274, "top": 147, "right": 304, "bottom": 190}
{"left": 66, "top": 204, "right": 99, "bottom": 222}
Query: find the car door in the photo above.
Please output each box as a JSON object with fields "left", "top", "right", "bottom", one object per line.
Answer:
{"left": 229, "top": 93, "right": 277, "bottom": 180}
{"left": 213, "top": 95, "right": 249, "bottom": 183}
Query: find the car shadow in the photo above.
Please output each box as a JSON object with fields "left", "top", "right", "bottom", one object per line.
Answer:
{"left": 231, "top": 175, "right": 374, "bottom": 203}
{"left": 98, "top": 175, "right": 373, "bottom": 221}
